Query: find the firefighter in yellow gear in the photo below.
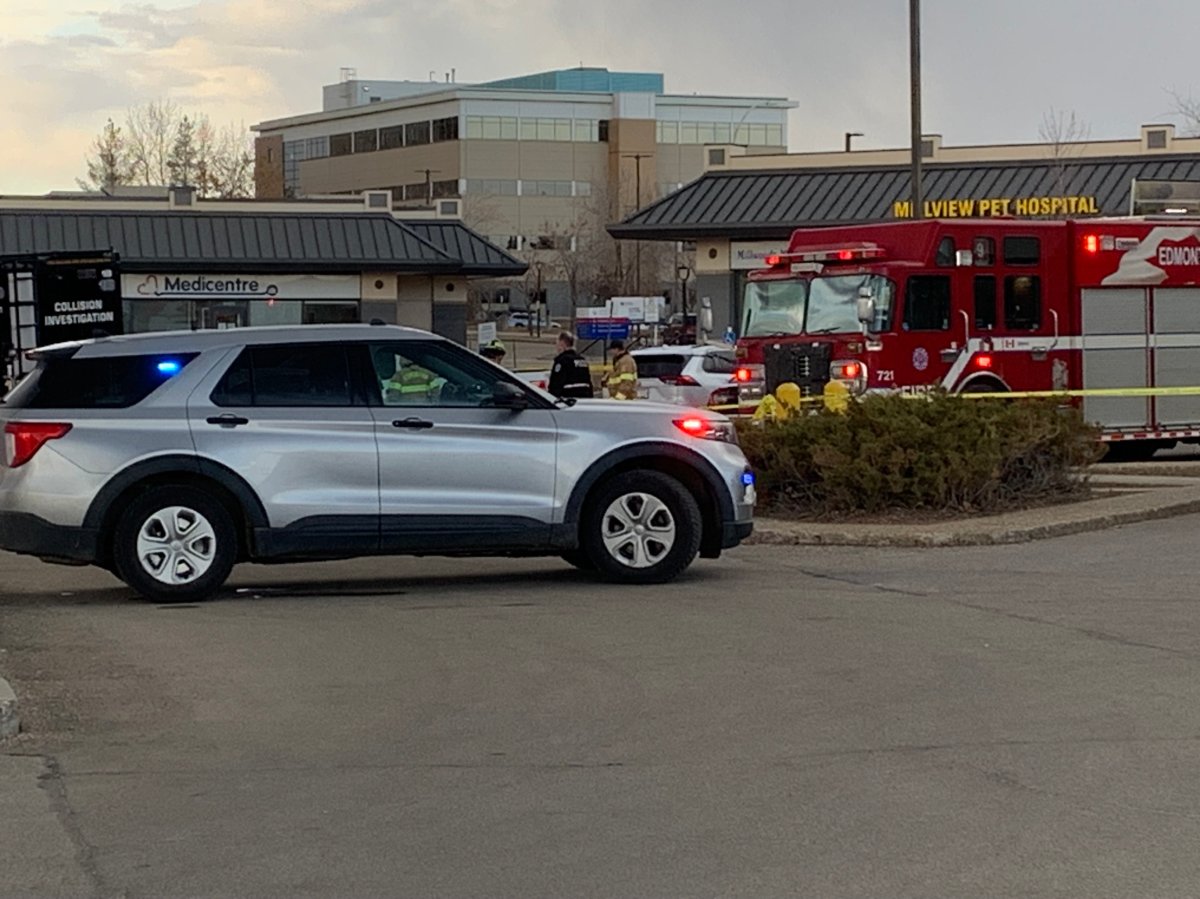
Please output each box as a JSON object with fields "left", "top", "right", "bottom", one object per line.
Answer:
{"left": 384, "top": 360, "right": 438, "bottom": 403}
{"left": 605, "top": 339, "right": 639, "bottom": 400}
{"left": 751, "top": 382, "right": 804, "bottom": 423}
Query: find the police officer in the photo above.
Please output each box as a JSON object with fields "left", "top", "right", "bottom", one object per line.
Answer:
{"left": 548, "top": 331, "right": 594, "bottom": 399}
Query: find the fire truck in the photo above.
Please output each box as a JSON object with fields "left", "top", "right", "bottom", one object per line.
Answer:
{"left": 735, "top": 217, "right": 1200, "bottom": 459}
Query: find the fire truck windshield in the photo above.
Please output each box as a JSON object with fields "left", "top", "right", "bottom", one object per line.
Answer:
{"left": 742, "top": 274, "right": 893, "bottom": 337}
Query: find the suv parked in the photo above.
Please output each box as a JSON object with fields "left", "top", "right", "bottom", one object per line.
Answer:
{"left": 0, "top": 325, "right": 754, "bottom": 602}
{"left": 632, "top": 345, "right": 740, "bottom": 409}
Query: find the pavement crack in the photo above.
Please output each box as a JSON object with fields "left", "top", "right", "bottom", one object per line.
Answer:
{"left": 793, "top": 567, "right": 931, "bottom": 597}
{"left": 38, "top": 755, "right": 115, "bottom": 899}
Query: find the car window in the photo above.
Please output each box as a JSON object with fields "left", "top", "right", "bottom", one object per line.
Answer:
{"left": 370, "top": 341, "right": 505, "bottom": 407}
{"left": 633, "top": 354, "right": 687, "bottom": 380}
{"left": 701, "top": 353, "right": 737, "bottom": 374}
{"left": 211, "top": 344, "right": 355, "bottom": 407}
{"left": 6, "top": 353, "right": 198, "bottom": 409}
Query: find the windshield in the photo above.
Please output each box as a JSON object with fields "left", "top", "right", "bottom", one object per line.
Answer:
{"left": 742, "top": 274, "right": 893, "bottom": 337}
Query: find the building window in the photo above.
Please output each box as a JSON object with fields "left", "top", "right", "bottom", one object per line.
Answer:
{"left": 697, "top": 122, "right": 716, "bottom": 144}
{"left": 465, "top": 178, "right": 518, "bottom": 196}
{"left": 354, "top": 129, "right": 378, "bottom": 153}
{"left": 432, "top": 179, "right": 459, "bottom": 199}
{"left": 329, "top": 133, "right": 352, "bottom": 156}
{"left": 432, "top": 116, "right": 459, "bottom": 142}
{"left": 657, "top": 121, "right": 677, "bottom": 144}
{"left": 1004, "top": 276, "right": 1041, "bottom": 330}
{"left": 598, "top": 120, "right": 609, "bottom": 142}
{"left": 575, "top": 181, "right": 592, "bottom": 197}
{"left": 523, "top": 180, "right": 572, "bottom": 197}
{"left": 380, "top": 126, "right": 404, "bottom": 150}
{"left": 714, "top": 123, "right": 732, "bottom": 144}
{"left": 519, "top": 118, "right": 537, "bottom": 141}
{"left": 1147, "top": 128, "right": 1168, "bottom": 149}
{"left": 574, "top": 120, "right": 595, "bottom": 142}
{"left": 766, "top": 124, "right": 784, "bottom": 146}
{"left": 405, "top": 121, "right": 431, "bottom": 146}
{"left": 920, "top": 139, "right": 935, "bottom": 158}
{"left": 680, "top": 122, "right": 699, "bottom": 144}
{"left": 404, "top": 183, "right": 427, "bottom": 201}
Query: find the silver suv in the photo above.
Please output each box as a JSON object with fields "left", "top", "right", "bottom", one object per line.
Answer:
{"left": 0, "top": 325, "right": 754, "bottom": 602}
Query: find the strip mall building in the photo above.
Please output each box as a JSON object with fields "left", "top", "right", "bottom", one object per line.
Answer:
{"left": 611, "top": 124, "right": 1200, "bottom": 334}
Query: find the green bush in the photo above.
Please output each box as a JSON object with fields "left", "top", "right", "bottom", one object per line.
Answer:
{"left": 736, "top": 394, "right": 1101, "bottom": 517}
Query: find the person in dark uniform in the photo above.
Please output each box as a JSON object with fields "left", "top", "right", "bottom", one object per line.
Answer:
{"left": 547, "top": 332, "right": 594, "bottom": 399}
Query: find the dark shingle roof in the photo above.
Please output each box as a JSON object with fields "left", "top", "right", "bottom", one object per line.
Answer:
{"left": 401, "top": 220, "right": 527, "bottom": 274}
{"left": 610, "top": 154, "right": 1200, "bottom": 240}
{"left": 0, "top": 209, "right": 521, "bottom": 276}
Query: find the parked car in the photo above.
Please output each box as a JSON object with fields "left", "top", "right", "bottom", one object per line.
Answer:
{"left": 505, "top": 311, "right": 560, "bottom": 330}
{"left": 0, "top": 325, "right": 754, "bottom": 603}
{"left": 632, "top": 345, "right": 740, "bottom": 409}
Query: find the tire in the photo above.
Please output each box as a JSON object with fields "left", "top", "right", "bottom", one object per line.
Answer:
{"left": 580, "top": 471, "right": 703, "bottom": 585}
{"left": 960, "top": 381, "right": 1005, "bottom": 395}
{"left": 112, "top": 485, "right": 237, "bottom": 603}
{"left": 1103, "top": 441, "right": 1163, "bottom": 462}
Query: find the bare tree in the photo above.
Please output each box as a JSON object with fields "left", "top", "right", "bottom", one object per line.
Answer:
{"left": 1039, "top": 108, "right": 1091, "bottom": 213}
{"left": 81, "top": 101, "right": 253, "bottom": 198}
{"left": 78, "top": 118, "right": 130, "bottom": 192}
{"left": 1168, "top": 88, "right": 1200, "bottom": 136}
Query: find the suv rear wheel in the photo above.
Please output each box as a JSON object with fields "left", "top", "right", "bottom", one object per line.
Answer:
{"left": 112, "top": 486, "right": 237, "bottom": 603}
{"left": 581, "top": 471, "right": 702, "bottom": 584}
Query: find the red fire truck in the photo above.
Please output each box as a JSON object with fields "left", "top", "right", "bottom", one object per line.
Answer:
{"left": 735, "top": 217, "right": 1200, "bottom": 458}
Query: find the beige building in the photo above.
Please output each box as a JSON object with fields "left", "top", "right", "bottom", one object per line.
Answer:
{"left": 252, "top": 68, "right": 795, "bottom": 313}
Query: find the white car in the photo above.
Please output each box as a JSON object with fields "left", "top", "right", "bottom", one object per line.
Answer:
{"left": 505, "top": 311, "right": 560, "bottom": 330}
{"left": 632, "top": 345, "right": 739, "bottom": 409}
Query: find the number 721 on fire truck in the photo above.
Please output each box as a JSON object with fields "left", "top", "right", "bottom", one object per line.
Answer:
{"left": 734, "top": 217, "right": 1200, "bottom": 459}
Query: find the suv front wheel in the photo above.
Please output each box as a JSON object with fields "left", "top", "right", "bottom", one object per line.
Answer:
{"left": 112, "top": 486, "right": 238, "bottom": 603}
{"left": 581, "top": 471, "right": 702, "bottom": 584}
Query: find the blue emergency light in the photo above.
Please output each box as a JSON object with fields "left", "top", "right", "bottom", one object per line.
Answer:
{"left": 157, "top": 360, "right": 182, "bottom": 375}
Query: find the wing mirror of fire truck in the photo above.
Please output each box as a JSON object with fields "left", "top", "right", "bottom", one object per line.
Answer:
{"left": 856, "top": 288, "right": 876, "bottom": 328}
{"left": 955, "top": 249, "right": 974, "bottom": 267}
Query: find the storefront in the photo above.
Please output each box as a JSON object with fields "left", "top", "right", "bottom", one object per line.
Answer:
{"left": 0, "top": 194, "right": 525, "bottom": 375}
{"left": 611, "top": 153, "right": 1200, "bottom": 336}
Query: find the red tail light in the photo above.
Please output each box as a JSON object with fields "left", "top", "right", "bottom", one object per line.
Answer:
{"left": 676, "top": 417, "right": 706, "bottom": 435}
{"left": 661, "top": 375, "right": 700, "bottom": 386}
{"left": 975, "top": 354, "right": 994, "bottom": 369}
{"left": 4, "top": 422, "right": 72, "bottom": 468}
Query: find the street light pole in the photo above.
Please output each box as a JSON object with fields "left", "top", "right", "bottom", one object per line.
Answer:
{"left": 844, "top": 131, "right": 864, "bottom": 152}
{"left": 909, "top": 0, "right": 924, "bottom": 220}
{"left": 621, "top": 153, "right": 651, "bottom": 295}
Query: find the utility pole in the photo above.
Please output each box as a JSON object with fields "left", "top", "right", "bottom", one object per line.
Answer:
{"left": 844, "top": 131, "right": 864, "bottom": 152}
{"left": 621, "top": 153, "right": 651, "bottom": 295}
{"left": 415, "top": 168, "right": 441, "bottom": 206}
{"left": 909, "top": 0, "right": 924, "bottom": 219}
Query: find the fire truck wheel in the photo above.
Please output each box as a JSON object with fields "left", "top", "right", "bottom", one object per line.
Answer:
{"left": 1103, "top": 441, "right": 1169, "bottom": 462}
{"left": 959, "top": 380, "right": 1006, "bottom": 395}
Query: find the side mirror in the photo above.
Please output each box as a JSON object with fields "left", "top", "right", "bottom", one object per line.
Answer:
{"left": 856, "top": 288, "right": 877, "bottom": 326}
{"left": 492, "top": 381, "right": 529, "bottom": 411}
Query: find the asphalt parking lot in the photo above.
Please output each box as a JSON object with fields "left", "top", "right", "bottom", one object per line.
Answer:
{"left": 5, "top": 518, "right": 1200, "bottom": 898}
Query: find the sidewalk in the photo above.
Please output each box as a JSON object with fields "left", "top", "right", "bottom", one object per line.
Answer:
{"left": 749, "top": 477, "right": 1200, "bottom": 547}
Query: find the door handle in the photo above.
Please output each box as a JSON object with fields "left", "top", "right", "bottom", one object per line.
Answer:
{"left": 206, "top": 414, "right": 249, "bottom": 427}
{"left": 392, "top": 417, "right": 434, "bottom": 430}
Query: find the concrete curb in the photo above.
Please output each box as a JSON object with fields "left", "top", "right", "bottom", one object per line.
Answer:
{"left": 0, "top": 676, "right": 19, "bottom": 738}
{"left": 748, "top": 484, "right": 1200, "bottom": 548}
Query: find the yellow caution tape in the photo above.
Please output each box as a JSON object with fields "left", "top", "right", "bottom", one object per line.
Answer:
{"left": 956, "top": 386, "right": 1200, "bottom": 399}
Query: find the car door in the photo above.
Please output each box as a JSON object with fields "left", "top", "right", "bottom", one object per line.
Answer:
{"left": 363, "top": 339, "right": 559, "bottom": 553}
{"left": 187, "top": 341, "right": 381, "bottom": 557}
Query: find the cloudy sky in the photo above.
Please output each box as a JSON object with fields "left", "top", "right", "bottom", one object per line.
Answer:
{"left": 3, "top": 0, "right": 1198, "bottom": 194}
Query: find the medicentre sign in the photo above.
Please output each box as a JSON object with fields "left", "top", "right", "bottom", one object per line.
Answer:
{"left": 123, "top": 273, "right": 360, "bottom": 301}
{"left": 892, "top": 195, "right": 1102, "bottom": 218}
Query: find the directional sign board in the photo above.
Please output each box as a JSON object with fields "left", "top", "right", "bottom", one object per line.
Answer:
{"left": 576, "top": 317, "right": 631, "bottom": 341}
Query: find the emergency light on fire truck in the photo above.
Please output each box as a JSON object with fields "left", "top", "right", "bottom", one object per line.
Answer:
{"left": 764, "top": 243, "right": 886, "bottom": 269}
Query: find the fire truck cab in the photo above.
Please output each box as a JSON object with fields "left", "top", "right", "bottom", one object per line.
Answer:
{"left": 736, "top": 217, "right": 1200, "bottom": 457}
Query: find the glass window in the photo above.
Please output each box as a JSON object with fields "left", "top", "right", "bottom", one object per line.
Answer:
{"left": 598, "top": 120, "right": 609, "bottom": 142}
{"left": 747, "top": 124, "right": 768, "bottom": 145}
{"left": 519, "top": 118, "right": 537, "bottom": 141}
{"left": 465, "top": 117, "right": 483, "bottom": 139}
{"left": 1003, "top": 236, "right": 1040, "bottom": 265}
{"left": 535, "top": 118, "right": 555, "bottom": 141}
{"left": 903, "top": 276, "right": 951, "bottom": 331}
{"left": 809, "top": 274, "right": 894, "bottom": 334}
{"left": 432, "top": 116, "right": 459, "bottom": 142}
{"left": 432, "top": 179, "right": 459, "bottom": 199}
{"left": 480, "top": 116, "right": 501, "bottom": 139}
{"left": 742, "top": 279, "right": 808, "bottom": 337}
{"left": 936, "top": 236, "right": 956, "bottom": 266}
{"left": 702, "top": 352, "right": 738, "bottom": 374}
{"left": 766, "top": 124, "right": 784, "bottom": 146}
{"left": 353, "top": 129, "right": 377, "bottom": 153}
{"left": 634, "top": 354, "right": 687, "bottom": 380}
{"left": 575, "top": 181, "right": 592, "bottom": 197}
{"left": 211, "top": 345, "right": 352, "bottom": 408}
{"left": 974, "top": 276, "right": 997, "bottom": 329}
{"left": 574, "top": 120, "right": 594, "bottom": 142}
{"left": 697, "top": 123, "right": 716, "bottom": 144}
{"left": 380, "top": 126, "right": 404, "bottom": 150}
{"left": 500, "top": 117, "right": 518, "bottom": 139}
{"left": 212, "top": 345, "right": 355, "bottom": 407}
{"left": 329, "top": 133, "right": 352, "bottom": 156}
{"left": 680, "top": 122, "right": 698, "bottom": 144}
{"left": 405, "top": 120, "right": 431, "bottom": 146}
{"left": 713, "top": 123, "right": 731, "bottom": 144}
{"left": 7, "top": 354, "right": 198, "bottom": 409}
{"left": 973, "top": 236, "right": 995, "bottom": 266}
{"left": 370, "top": 341, "right": 514, "bottom": 408}
{"left": 554, "top": 119, "right": 572, "bottom": 141}
{"left": 1004, "top": 276, "right": 1041, "bottom": 330}
{"left": 658, "top": 121, "right": 676, "bottom": 143}
{"left": 306, "top": 136, "right": 329, "bottom": 158}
